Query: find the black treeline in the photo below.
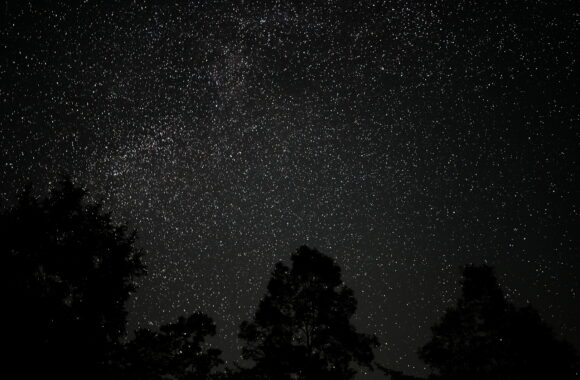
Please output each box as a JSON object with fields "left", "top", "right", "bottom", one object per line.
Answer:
{"left": 2, "top": 180, "right": 578, "bottom": 379}
{"left": 2, "top": 179, "right": 146, "bottom": 379}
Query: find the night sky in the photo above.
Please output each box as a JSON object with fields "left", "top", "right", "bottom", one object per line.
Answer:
{"left": 1, "top": 1, "right": 578, "bottom": 377}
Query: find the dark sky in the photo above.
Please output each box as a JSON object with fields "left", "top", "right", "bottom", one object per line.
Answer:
{"left": 1, "top": 1, "right": 578, "bottom": 377}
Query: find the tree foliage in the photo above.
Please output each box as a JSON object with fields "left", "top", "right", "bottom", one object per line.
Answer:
{"left": 4, "top": 179, "right": 578, "bottom": 380}
{"left": 122, "top": 313, "right": 223, "bottom": 380}
{"left": 1, "top": 179, "right": 146, "bottom": 379}
{"left": 419, "top": 265, "right": 579, "bottom": 380}
{"left": 239, "top": 245, "right": 379, "bottom": 380}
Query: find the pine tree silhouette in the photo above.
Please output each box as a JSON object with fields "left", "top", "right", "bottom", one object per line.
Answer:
{"left": 419, "top": 265, "right": 580, "bottom": 380}
{"left": 239, "top": 245, "right": 379, "bottom": 380}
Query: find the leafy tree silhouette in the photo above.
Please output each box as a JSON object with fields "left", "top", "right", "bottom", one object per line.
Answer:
{"left": 419, "top": 265, "right": 580, "bottom": 380}
{"left": 121, "top": 313, "right": 223, "bottom": 380}
{"left": 238, "top": 245, "right": 379, "bottom": 380}
{"left": 1, "top": 179, "right": 146, "bottom": 379}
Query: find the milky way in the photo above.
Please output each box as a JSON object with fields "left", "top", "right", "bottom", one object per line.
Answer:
{"left": 1, "top": 1, "right": 578, "bottom": 377}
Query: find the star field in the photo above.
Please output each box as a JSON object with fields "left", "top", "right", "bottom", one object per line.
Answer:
{"left": 1, "top": 1, "right": 578, "bottom": 377}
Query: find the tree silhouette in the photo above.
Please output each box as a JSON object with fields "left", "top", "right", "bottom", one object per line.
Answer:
{"left": 377, "top": 365, "right": 424, "bottom": 380}
{"left": 239, "top": 245, "right": 379, "bottom": 380}
{"left": 121, "top": 313, "right": 223, "bottom": 380}
{"left": 1, "top": 179, "right": 146, "bottom": 379}
{"left": 419, "top": 265, "right": 579, "bottom": 380}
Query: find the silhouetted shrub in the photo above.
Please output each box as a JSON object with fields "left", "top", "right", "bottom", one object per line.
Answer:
{"left": 121, "top": 313, "right": 222, "bottom": 380}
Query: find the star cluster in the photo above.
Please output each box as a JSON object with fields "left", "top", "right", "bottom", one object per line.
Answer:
{"left": 1, "top": 1, "right": 578, "bottom": 376}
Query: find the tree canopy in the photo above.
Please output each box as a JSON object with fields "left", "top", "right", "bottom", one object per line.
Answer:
{"left": 2, "top": 180, "right": 578, "bottom": 380}
{"left": 121, "top": 313, "right": 223, "bottom": 380}
{"left": 419, "top": 265, "right": 580, "bottom": 380}
{"left": 1, "top": 179, "right": 146, "bottom": 379}
{"left": 238, "top": 245, "right": 379, "bottom": 380}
